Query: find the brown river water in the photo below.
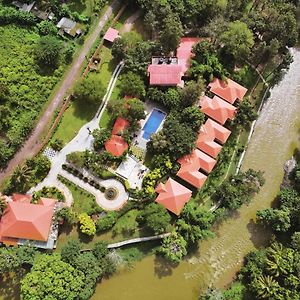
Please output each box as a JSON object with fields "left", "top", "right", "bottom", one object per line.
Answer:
{"left": 1, "top": 49, "right": 300, "bottom": 300}
{"left": 91, "top": 48, "right": 300, "bottom": 300}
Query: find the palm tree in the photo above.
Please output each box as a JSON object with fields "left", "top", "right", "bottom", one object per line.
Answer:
{"left": 253, "top": 275, "right": 280, "bottom": 299}
{"left": 11, "top": 164, "right": 33, "bottom": 192}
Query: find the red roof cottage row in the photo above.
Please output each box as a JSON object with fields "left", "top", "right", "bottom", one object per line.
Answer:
{"left": 155, "top": 76, "right": 248, "bottom": 215}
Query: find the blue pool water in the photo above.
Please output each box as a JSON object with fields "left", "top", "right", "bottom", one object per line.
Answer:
{"left": 142, "top": 109, "right": 166, "bottom": 140}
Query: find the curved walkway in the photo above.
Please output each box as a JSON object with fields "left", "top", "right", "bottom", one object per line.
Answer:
{"left": 0, "top": 0, "right": 121, "bottom": 183}
{"left": 29, "top": 63, "right": 127, "bottom": 209}
{"left": 59, "top": 170, "right": 128, "bottom": 210}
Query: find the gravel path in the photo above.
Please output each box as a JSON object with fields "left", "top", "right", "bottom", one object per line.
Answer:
{"left": 0, "top": 0, "right": 121, "bottom": 183}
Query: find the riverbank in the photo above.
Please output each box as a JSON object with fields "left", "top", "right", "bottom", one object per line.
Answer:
{"left": 91, "top": 48, "right": 300, "bottom": 299}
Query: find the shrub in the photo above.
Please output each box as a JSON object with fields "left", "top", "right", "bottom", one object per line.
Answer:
{"left": 78, "top": 213, "right": 96, "bottom": 236}
{"left": 96, "top": 211, "right": 118, "bottom": 232}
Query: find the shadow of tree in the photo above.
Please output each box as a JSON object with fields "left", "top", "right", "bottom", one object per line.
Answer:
{"left": 0, "top": 270, "right": 26, "bottom": 300}
{"left": 154, "top": 255, "right": 178, "bottom": 279}
{"left": 247, "top": 218, "right": 272, "bottom": 248}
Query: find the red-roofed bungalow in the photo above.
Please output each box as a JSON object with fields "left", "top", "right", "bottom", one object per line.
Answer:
{"left": 200, "top": 95, "right": 236, "bottom": 125}
{"left": 105, "top": 135, "right": 128, "bottom": 157}
{"left": 196, "top": 119, "right": 231, "bottom": 158}
{"left": 112, "top": 117, "right": 129, "bottom": 135}
{"left": 0, "top": 196, "right": 56, "bottom": 248}
{"left": 155, "top": 178, "right": 192, "bottom": 215}
{"left": 147, "top": 64, "right": 183, "bottom": 86}
{"left": 208, "top": 78, "right": 248, "bottom": 104}
{"left": 103, "top": 27, "right": 119, "bottom": 43}
{"left": 177, "top": 150, "right": 208, "bottom": 189}
{"left": 176, "top": 37, "right": 200, "bottom": 74}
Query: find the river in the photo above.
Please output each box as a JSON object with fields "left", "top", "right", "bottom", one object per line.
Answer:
{"left": 92, "top": 48, "right": 300, "bottom": 300}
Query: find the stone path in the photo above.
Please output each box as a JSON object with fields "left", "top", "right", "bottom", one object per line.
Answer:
{"left": 29, "top": 63, "right": 128, "bottom": 209}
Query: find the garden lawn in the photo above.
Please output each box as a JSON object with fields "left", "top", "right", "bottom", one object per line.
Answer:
{"left": 51, "top": 100, "right": 97, "bottom": 145}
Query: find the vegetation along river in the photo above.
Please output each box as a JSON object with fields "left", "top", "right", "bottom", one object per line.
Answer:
{"left": 92, "top": 48, "right": 300, "bottom": 300}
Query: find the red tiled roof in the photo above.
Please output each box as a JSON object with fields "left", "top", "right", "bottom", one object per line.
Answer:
{"left": 177, "top": 149, "right": 208, "bottom": 188}
{"left": 208, "top": 78, "right": 247, "bottom": 104}
{"left": 178, "top": 148, "right": 216, "bottom": 174}
{"left": 112, "top": 117, "right": 129, "bottom": 135}
{"left": 177, "top": 37, "right": 200, "bottom": 74}
{"left": 148, "top": 64, "right": 182, "bottom": 86}
{"left": 105, "top": 135, "right": 128, "bottom": 157}
{"left": 103, "top": 27, "right": 119, "bottom": 42}
{"left": 196, "top": 119, "right": 231, "bottom": 158}
{"left": 155, "top": 178, "right": 192, "bottom": 215}
{"left": 200, "top": 95, "right": 236, "bottom": 125}
{"left": 0, "top": 198, "right": 56, "bottom": 242}
{"left": 12, "top": 193, "right": 31, "bottom": 203}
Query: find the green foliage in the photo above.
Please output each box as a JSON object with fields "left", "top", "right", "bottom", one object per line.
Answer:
{"left": 138, "top": 203, "right": 171, "bottom": 234}
{"left": 78, "top": 213, "right": 96, "bottom": 236}
{"left": 215, "top": 169, "right": 265, "bottom": 210}
{"left": 119, "top": 71, "right": 146, "bottom": 98}
{"left": 112, "top": 209, "right": 138, "bottom": 236}
{"left": 256, "top": 208, "right": 291, "bottom": 232}
{"left": 158, "top": 232, "right": 187, "bottom": 263}
{"left": 291, "top": 232, "right": 300, "bottom": 250}
{"left": 34, "top": 35, "right": 63, "bottom": 68}
{"left": 66, "top": 151, "right": 86, "bottom": 168}
{"left": 51, "top": 138, "right": 64, "bottom": 151}
{"left": 73, "top": 74, "right": 105, "bottom": 105}
{"left": 147, "top": 87, "right": 181, "bottom": 109}
{"left": 142, "top": 168, "right": 163, "bottom": 196}
{"left": 36, "top": 20, "right": 58, "bottom": 36}
{"left": 21, "top": 253, "right": 85, "bottom": 300}
{"left": 96, "top": 211, "right": 118, "bottom": 232}
{"left": 219, "top": 21, "right": 254, "bottom": 60}
{"left": 233, "top": 99, "right": 257, "bottom": 128}
{"left": 176, "top": 202, "right": 215, "bottom": 244}
{"left": 0, "top": 245, "right": 37, "bottom": 275}
{"left": 0, "top": 26, "right": 63, "bottom": 167}
{"left": 181, "top": 106, "right": 205, "bottom": 131}
{"left": 180, "top": 80, "right": 204, "bottom": 107}
{"left": 0, "top": 4, "right": 36, "bottom": 26}
{"left": 61, "top": 239, "right": 82, "bottom": 265}
{"left": 92, "top": 128, "right": 111, "bottom": 151}
{"left": 6, "top": 155, "right": 51, "bottom": 193}
{"left": 148, "top": 117, "right": 196, "bottom": 160}
{"left": 32, "top": 186, "right": 65, "bottom": 202}
{"left": 55, "top": 207, "right": 78, "bottom": 225}
{"left": 0, "top": 195, "right": 7, "bottom": 216}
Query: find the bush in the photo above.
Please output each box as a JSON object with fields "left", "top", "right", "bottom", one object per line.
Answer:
{"left": 78, "top": 213, "right": 96, "bottom": 236}
{"left": 96, "top": 211, "right": 118, "bottom": 232}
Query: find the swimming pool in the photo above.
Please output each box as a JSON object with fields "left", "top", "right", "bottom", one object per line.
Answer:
{"left": 142, "top": 109, "right": 166, "bottom": 140}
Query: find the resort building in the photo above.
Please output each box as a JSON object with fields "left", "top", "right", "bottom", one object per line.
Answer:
{"left": 147, "top": 62, "right": 183, "bottom": 86}
{"left": 177, "top": 151, "right": 208, "bottom": 188}
{"left": 155, "top": 178, "right": 192, "bottom": 215}
{"left": 176, "top": 37, "right": 199, "bottom": 74}
{"left": 103, "top": 27, "right": 119, "bottom": 43}
{"left": 200, "top": 95, "right": 236, "bottom": 125}
{"left": 0, "top": 194, "right": 59, "bottom": 249}
{"left": 105, "top": 117, "right": 129, "bottom": 157}
{"left": 196, "top": 119, "right": 231, "bottom": 158}
{"left": 208, "top": 78, "right": 248, "bottom": 104}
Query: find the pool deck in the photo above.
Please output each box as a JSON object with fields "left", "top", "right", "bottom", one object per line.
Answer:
{"left": 133, "top": 101, "right": 167, "bottom": 150}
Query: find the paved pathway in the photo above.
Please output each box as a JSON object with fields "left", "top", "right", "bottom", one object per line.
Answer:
{"left": 29, "top": 63, "right": 127, "bottom": 209}
{"left": 59, "top": 170, "right": 128, "bottom": 210}
{"left": 0, "top": 0, "right": 121, "bottom": 183}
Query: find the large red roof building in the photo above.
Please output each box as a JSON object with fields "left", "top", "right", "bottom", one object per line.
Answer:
{"left": 105, "top": 135, "right": 128, "bottom": 157}
{"left": 155, "top": 178, "right": 192, "bottom": 215}
{"left": 208, "top": 78, "right": 248, "bottom": 104}
{"left": 147, "top": 64, "right": 183, "bottom": 86}
{"left": 0, "top": 194, "right": 57, "bottom": 248}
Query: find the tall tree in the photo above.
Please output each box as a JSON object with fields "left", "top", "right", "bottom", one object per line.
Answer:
{"left": 119, "top": 72, "right": 146, "bottom": 98}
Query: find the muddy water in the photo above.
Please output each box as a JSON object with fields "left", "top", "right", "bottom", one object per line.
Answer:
{"left": 92, "top": 48, "right": 300, "bottom": 300}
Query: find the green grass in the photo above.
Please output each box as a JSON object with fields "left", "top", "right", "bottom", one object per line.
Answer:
{"left": 51, "top": 100, "right": 97, "bottom": 145}
{"left": 66, "top": 0, "right": 95, "bottom": 16}
{"left": 60, "top": 177, "right": 98, "bottom": 215}
{"left": 99, "top": 109, "right": 110, "bottom": 128}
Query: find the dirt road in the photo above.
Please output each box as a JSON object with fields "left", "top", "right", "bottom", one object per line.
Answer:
{"left": 0, "top": 0, "right": 121, "bottom": 184}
